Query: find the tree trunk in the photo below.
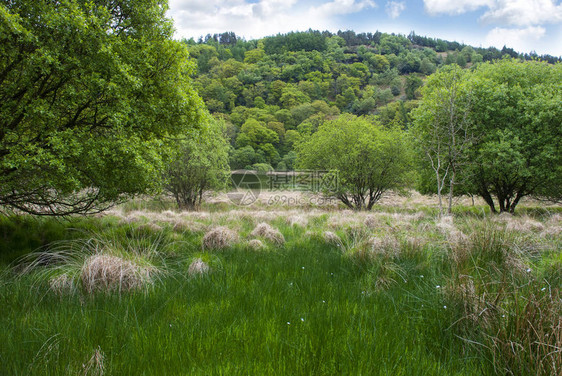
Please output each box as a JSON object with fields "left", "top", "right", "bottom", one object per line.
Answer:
{"left": 508, "top": 191, "right": 524, "bottom": 213}
{"left": 479, "top": 189, "right": 496, "bottom": 213}
{"left": 447, "top": 169, "right": 455, "bottom": 214}
{"left": 436, "top": 170, "right": 443, "bottom": 217}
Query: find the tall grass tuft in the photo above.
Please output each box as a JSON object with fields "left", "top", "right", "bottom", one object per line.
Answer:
{"left": 82, "top": 346, "right": 105, "bottom": 376}
{"left": 15, "top": 230, "right": 169, "bottom": 295}
{"left": 250, "top": 222, "right": 285, "bottom": 245}
{"left": 444, "top": 219, "right": 560, "bottom": 375}
{"left": 202, "top": 226, "right": 239, "bottom": 250}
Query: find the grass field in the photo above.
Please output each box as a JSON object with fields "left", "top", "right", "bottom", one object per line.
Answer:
{"left": 1, "top": 197, "right": 560, "bottom": 375}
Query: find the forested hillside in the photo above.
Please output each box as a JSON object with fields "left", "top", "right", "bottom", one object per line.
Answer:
{"left": 184, "top": 30, "right": 560, "bottom": 171}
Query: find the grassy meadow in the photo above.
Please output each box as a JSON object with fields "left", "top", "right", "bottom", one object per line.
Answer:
{"left": 0, "top": 195, "right": 561, "bottom": 375}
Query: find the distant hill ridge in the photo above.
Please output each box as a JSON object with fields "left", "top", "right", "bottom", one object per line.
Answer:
{"left": 184, "top": 29, "right": 560, "bottom": 171}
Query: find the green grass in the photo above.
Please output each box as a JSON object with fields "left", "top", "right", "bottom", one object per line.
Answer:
{"left": 0, "top": 206, "right": 560, "bottom": 375}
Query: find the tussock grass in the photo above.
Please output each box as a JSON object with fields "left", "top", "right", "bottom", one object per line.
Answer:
{"left": 81, "top": 254, "right": 155, "bottom": 294}
{"left": 82, "top": 346, "right": 105, "bottom": 376}
{"left": 250, "top": 223, "right": 285, "bottom": 245}
{"left": 14, "top": 230, "right": 169, "bottom": 296}
{"left": 322, "top": 231, "right": 343, "bottom": 248}
{"left": 202, "top": 226, "right": 239, "bottom": 250}
{"left": 247, "top": 239, "right": 265, "bottom": 250}
{"left": 187, "top": 258, "right": 210, "bottom": 277}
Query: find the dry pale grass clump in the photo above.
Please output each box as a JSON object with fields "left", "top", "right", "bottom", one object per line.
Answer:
{"left": 444, "top": 275, "right": 490, "bottom": 325}
{"left": 367, "top": 262, "right": 407, "bottom": 291}
{"left": 287, "top": 214, "right": 308, "bottom": 227}
{"left": 541, "top": 225, "right": 562, "bottom": 237}
{"left": 405, "top": 236, "right": 427, "bottom": 251}
{"left": 323, "top": 231, "right": 343, "bottom": 248}
{"left": 327, "top": 211, "right": 361, "bottom": 229}
{"left": 160, "top": 210, "right": 177, "bottom": 218}
{"left": 368, "top": 235, "right": 401, "bottom": 258}
{"left": 446, "top": 229, "right": 469, "bottom": 249}
{"left": 49, "top": 273, "right": 75, "bottom": 295}
{"left": 122, "top": 210, "right": 151, "bottom": 224}
{"left": 250, "top": 223, "right": 285, "bottom": 245}
{"left": 214, "top": 210, "right": 254, "bottom": 225}
{"left": 179, "top": 211, "right": 210, "bottom": 221}
{"left": 505, "top": 216, "right": 545, "bottom": 233}
{"left": 436, "top": 215, "right": 455, "bottom": 233}
{"left": 364, "top": 215, "right": 380, "bottom": 229}
{"left": 137, "top": 222, "right": 163, "bottom": 232}
{"left": 172, "top": 220, "right": 207, "bottom": 233}
{"left": 253, "top": 210, "right": 281, "bottom": 223}
{"left": 188, "top": 258, "right": 210, "bottom": 277}
{"left": 82, "top": 346, "right": 105, "bottom": 376}
{"left": 435, "top": 215, "right": 469, "bottom": 250}
{"left": 390, "top": 212, "right": 426, "bottom": 224}
{"left": 202, "top": 226, "right": 239, "bottom": 250}
{"left": 247, "top": 239, "right": 266, "bottom": 250}
{"left": 81, "top": 254, "right": 155, "bottom": 294}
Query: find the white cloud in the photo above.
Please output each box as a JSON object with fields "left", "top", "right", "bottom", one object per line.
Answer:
{"left": 253, "top": 0, "right": 298, "bottom": 18}
{"left": 423, "top": 0, "right": 562, "bottom": 26}
{"left": 481, "top": 0, "right": 562, "bottom": 26}
{"left": 310, "top": 0, "right": 377, "bottom": 17}
{"left": 484, "top": 26, "right": 546, "bottom": 52}
{"left": 423, "top": 0, "right": 493, "bottom": 15}
{"left": 385, "top": 1, "right": 406, "bottom": 19}
{"left": 168, "top": 0, "right": 377, "bottom": 40}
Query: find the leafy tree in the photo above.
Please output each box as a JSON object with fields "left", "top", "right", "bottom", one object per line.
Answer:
{"left": 230, "top": 146, "right": 258, "bottom": 169}
{"left": 166, "top": 118, "right": 229, "bottom": 210}
{"left": 420, "top": 58, "right": 436, "bottom": 75}
{"left": 236, "top": 119, "right": 279, "bottom": 149}
{"left": 279, "top": 85, "right": 310, "bottom": 108}
{"left": 0, "top": 0, "right": 204, "bottom": 215}
{"left": 390, "top": 77, "right": 402, "bottom": 96}
{"left": 352, "top": 97, "right": 377, "bottom": 115}
{"left": 464, "top": 59, "right": 562, "bottom": 212}
{"left": 412, "top": 65, "right": 474, "bottom": 215}
{"left": 405, "top": 75, "right": 423, "bottom": 99}
{"left": 296, "top": 115, "right": 412, "bottom": 210}
{"left": 280, "top": 151, "right": 297, "bottom": 170}
{"left": 244, "top": 42, "right": 266, "bottom": 64}
{"left": 363, "top": 54, "right": 390, "bottom": 73}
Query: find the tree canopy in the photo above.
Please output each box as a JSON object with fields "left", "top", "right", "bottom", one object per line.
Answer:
{"left": 0, "top": 0, "right": 205, "bottom": 215}
{"left": 415, "top": 59, "right": 562, "bottom": 213}
{"left": 296, "top": 114, "right": 412, "bottom": 210}
{"left": 466, "top": 59, "right": 562, "bottom": 213}
{"left": 166, "top": 116, "right": 229, "bottom": 210}
{"left": 412, "top": 65, "right": 474, "bottom": 215}
{"left": 187, "top": 29, "right": 559, "bottom": 173}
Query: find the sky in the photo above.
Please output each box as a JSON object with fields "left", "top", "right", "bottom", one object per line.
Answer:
{"left": 167, "top": 0, "right": 562, "bottom": 56}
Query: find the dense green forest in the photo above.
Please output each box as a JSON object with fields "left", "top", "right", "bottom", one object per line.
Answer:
{"left": 185, "top": 30, "right": 561, "bottom": 171}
